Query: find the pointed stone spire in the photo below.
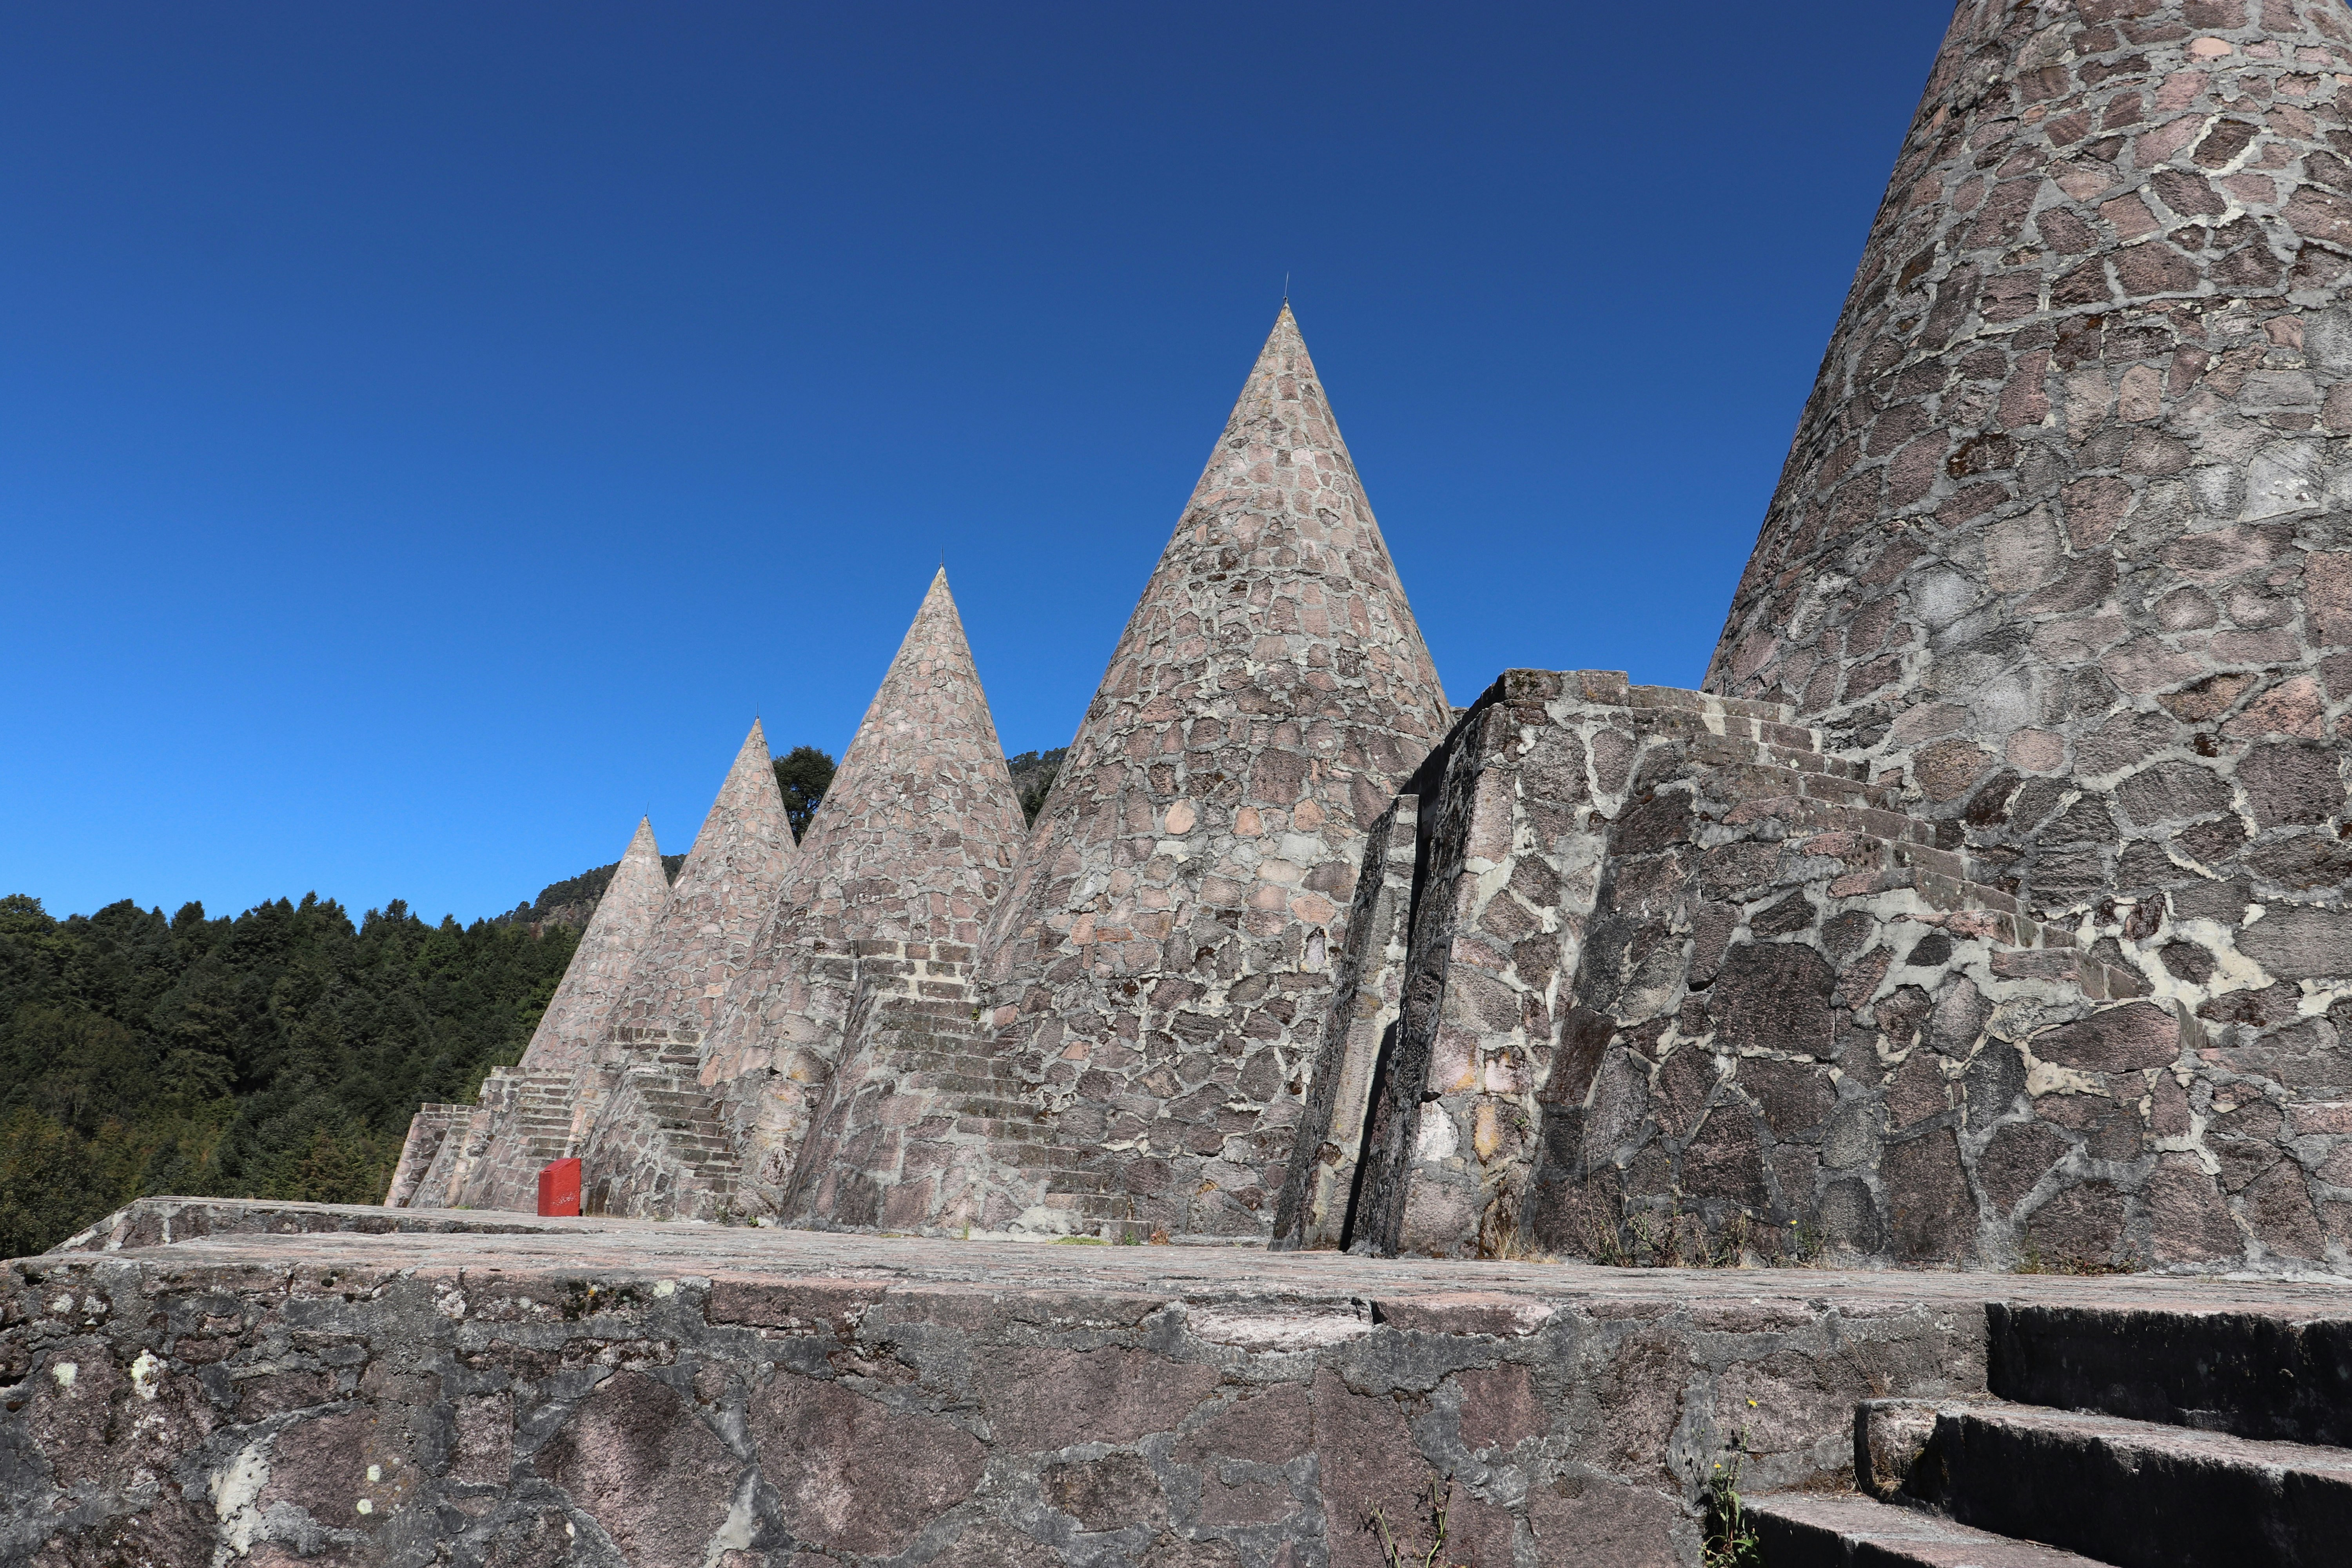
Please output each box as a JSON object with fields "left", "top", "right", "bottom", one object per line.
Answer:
{"left": 975, "top": 305, "right": 1453, "bottom": 1240}
{"left": 1707, "top": 2, "right": 2352, "bottom": 928}
{"left": 603, "top": 719, "right": 797, "bottom": 1053}
{"left": 776, "top": 567, "right": 1028, "bottom": 947}
{"left": 696, "top": 571, "right": 1029, "bottom": 1201}
{"left": 516, "top": 817, "right": 670, "bottom": 1074}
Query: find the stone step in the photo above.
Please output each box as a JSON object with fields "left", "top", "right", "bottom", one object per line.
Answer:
{"left": 1991, "top": 1302, "right": 2352, "bottom": 1449}
{"left": 1906, "top": 1400, "right": 2352, "bottom": 1568}
{"left": 1747, "top": 1492, "right": 2105, "bottom": 1568}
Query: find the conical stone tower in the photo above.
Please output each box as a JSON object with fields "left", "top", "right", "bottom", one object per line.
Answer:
{"left": 757, "top": 568, "right": 1027, "bottom": 952}
{"left": 1710, "top": 0, "right": 2352, "bottom": 953}
{"left": 603, "top": 719, "right": 798, "bottom": 1058}
{"left": 978, "top": 305, "right": 1453, "bottom": 1240}
{"left": 699, "top": 570, "right": 1030, "bottom": 1210}
{"left": 515, "top": 817, "right": 670, "bottom": 1076}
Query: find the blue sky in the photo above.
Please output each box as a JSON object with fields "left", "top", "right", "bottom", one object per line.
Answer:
{"left": 3, "top": 2, "right": 1952, "bottom": 924}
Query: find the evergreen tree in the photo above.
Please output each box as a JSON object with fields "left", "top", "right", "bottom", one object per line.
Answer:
{"left": 771, "top": 746, "right": 836, "bottom": 840}
{"left": 0, "top": 891, "right": 578, "bottom": 1256}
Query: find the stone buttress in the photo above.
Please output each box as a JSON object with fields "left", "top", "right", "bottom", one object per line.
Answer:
{"left": 697, "top": 569, "right": 1033, "bottom": 1225}
{"left": 391, "top": 818, "right": 671, "bottom": 1210}
{"left": 1283, "top": 669, "right": 2325, "bottom": 1274}
{"left": 973, "top": 305, "right": 1453, "bottom": 1240}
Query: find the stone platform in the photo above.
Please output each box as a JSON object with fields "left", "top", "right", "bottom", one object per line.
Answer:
{"left": 7, "top": 1200, "right": 2350, "bottom": 1568}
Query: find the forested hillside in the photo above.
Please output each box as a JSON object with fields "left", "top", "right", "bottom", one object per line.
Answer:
{"left": 0, "top": 740, "right": 1087, "bottom": 1258}
{"left": 0, "top": 893, "right": 578, "bottom": 1258}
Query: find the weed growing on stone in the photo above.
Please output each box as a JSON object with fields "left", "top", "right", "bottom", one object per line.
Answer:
{"left": 2015, "top": 1243, "right": 2139, "bottom": 1277}
{"left": 561, "top": 1280, "right": 643, "bottom": 1319}
{"left": 1581, "top": 1201, "right": 1825, "bottom": 1270}
{"left": 1366, "top": 1473, "right": 1475, "bottom": 1568}
{"left": 1701, "top": 1437, "right": 1761, "bottom": 1568}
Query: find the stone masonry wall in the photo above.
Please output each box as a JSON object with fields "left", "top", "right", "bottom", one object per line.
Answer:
{"left": 976, "top": 306, "right": 1454, "bottom": 1244}
{"left": 4, "top": 1202, "right": 2012, "bottom": 1568}
{"left": 1705, "top": 1, "right": 2352, "bottom": 1198}
{"left": 1272, "top": 670, "right": 2352, "bottom": 1274}
{"left": 699, "top": 571, "right": 1031, "bottom": 1220}
{"left": 601, "top": 720, "right": 797, "bottom": 1063}
{"left": 382, "top": 1105, "right": 469, "bottom": 1211}
{"left": 515, "top": 819, "right": 671, "bottom": 1078}
{"left": 1270, "top": 792, "right": 1419, "bottom": 1252}
{"left": 772, "top": 941, "right": 1043, "bottom": 1235}
{"left": 1325, "top": 675, "right": 1878, "bottom": 1263}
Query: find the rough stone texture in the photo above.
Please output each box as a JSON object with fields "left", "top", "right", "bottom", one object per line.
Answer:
{"left": 1269, "top": 791, "right": 1418, "bottom": 1251}
{"left": 382, "top": 1103, "right": 470, "bottom": 1210}
{"left": 1345, "top": 674, "right": 1851, "bottom": 1261}
{"left": 1705, "top": 0, "right": 2352, "bottom": 1191}
{"left": 700, "top": 571, "right": 1031, "bottom": 1214}
{"left": 1751, "top": 1490, "right": 2108, "bottom": 1567}
{"left": 521, "top": 818, "right": 673, "bottom": 1076}
{"left": 47, "top": 1198, "right": 2303, "bottom": 1568}
{"left": 769, "top": 941, "right": 1042, "bottom": 1235}
{"left": 1905, "top": 1400, "right": 2352, "bottom": 1567}
{"left": 436, "top": 724, "right": 792, "bottom": 1216}
{"left": 575, "top": 1048, "right": 745, "bottom": 1221}
{"left": 388, "top": 820, "right": 676, "bottom": 1216}
{"left": 603, "top": 719, "right": 798, "bottom": 1058}
{"left": 1272, "top": 666, "right": 2349, "bottom": 1274}
{"left": 975, "top": 305, "right": 1454, "bottom": 1243}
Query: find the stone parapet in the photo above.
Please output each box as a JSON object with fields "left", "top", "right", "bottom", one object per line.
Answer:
{"left": 16, "top": 1203, "right": 2352, "bottom": 1568}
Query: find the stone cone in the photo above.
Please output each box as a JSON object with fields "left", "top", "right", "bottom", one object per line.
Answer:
{"left": 603, "top": 719, "right": 797, "bottom": 1056}
{"left": 516, "top": 817, "right": 670, "bottom": 1075}
{"left": 975, "top": 304, "right": 1452, "bottom": 1240}
{"left": 768, "top": 567, "right": 1027, "bottom": 949}
{"left": 701, "top": 568, "right": 1031, "bottom": 1218}
{"left": 699, "top": 569, "right": 1029, "bottom": 1207}
{"left": 1707, "top": 0, "right": 2352, "bottom": 932}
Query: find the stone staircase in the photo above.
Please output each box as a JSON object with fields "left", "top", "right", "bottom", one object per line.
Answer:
{"left": 508, "top": 1071, "right": 579, "bottom": 1165}
{"left": 782, "top": 941, "right": 1046, "bottom": 1233}
{"left": 577, "top": 1048, "right": 742, "bottom": 1220}
{"left": 1749, "top": 1302, "right": 2352, "bottom": 1566}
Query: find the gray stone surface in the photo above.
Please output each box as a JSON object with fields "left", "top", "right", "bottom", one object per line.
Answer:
{"left": 523, "top": 818, "right": 673, "bottom": 1076}
{"left": 20, "top": 1198, "right": 2352, "bottom": 1567}
{"left": 699, "top": 570, "right": 1031, "bottom": 1217}
{"left": 975, "top": 305, "right": 1454, "bottom": 1242}
{"left": 1705, "top": 0, "right": 2352, "bottom": 1190}
{"left": 603, "top": 719, "right": 798, "bottom": 1058}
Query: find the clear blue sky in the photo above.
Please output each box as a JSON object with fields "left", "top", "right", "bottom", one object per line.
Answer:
{"left": 4, "top": 2, "right": 1951, "bottom": 925}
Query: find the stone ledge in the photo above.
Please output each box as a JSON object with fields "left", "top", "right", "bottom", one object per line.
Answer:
{"left": 12, "top": 1201, "right": 2348, "bottom": 1568}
